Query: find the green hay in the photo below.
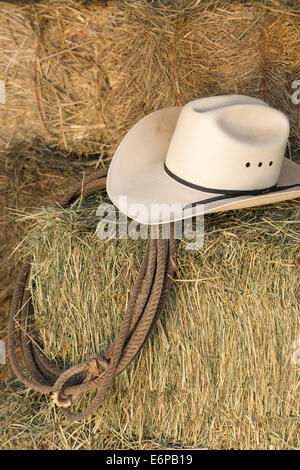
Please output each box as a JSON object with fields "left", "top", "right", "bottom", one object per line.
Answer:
{"left": 1, "top": 185, "right": 299, "bottom": 450}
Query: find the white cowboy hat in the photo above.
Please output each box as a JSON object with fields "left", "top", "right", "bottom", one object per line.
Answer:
{"left": 107, "top": 95, "right": 300, "bottom": 225}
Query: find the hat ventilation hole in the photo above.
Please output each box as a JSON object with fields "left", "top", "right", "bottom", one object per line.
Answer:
{"left": 258, "top": 162, "right": 263, "bottom": 167}
{"left": 246, "top": 162, "right": 250, "bottom": 168}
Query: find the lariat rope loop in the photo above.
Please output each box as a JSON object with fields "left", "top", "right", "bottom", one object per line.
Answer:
{"left": 8, "top": 169, "right": 176, "bottom": 422}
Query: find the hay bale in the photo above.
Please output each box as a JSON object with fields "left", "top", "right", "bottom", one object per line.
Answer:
{"left": 27, "top": 0, "right": 175, "bottom": 156}
{"left": 0, "top": 3, "right": 43, "bottom": 153}
{"left": 263, "top": 5, "right": 300, "bottom": 149}
{"left": 0, "top": 0, "right": 299, "bottom": 156}
{"left": 28, "top": 0, "right": 112, "bottom": 156}
{"left": 12, "top": 194, "right": 300, "bottom": 447}
{"left": 35, "top": 0, "right": 300, "bottom": 155}
{"left": 0, "top": 0, "right": 112, "bottom": 156}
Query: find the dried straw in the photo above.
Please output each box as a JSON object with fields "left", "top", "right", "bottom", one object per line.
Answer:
{"left": 0, "top": 0, "right": 299, "bottom": 157}
{"left": 0, "top": 3, "right": 43, "bottom": 152}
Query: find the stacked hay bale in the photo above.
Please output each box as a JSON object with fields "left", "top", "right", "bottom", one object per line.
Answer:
{"left": 26, "top": 0, "right": 112, "bottom": 156}
{"left": 12, "top": 195, "right": 299, "bottom": 447}
{"left": 0, "top": 3, "right": 43, "bottom": 152}
{"left": 28, "top": 0, "right": 176, "bottom": 156}
{"left": 0, "top": 0, "right": 299, "bottom": 157}
{"left": 263, "top": 5, "right": 300, "bottom": 149}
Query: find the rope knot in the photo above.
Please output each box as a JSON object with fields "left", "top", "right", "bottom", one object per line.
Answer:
{"left": 87, "top": 354, "right": 110, "bottom": 376}
{"left": 50, "top": 391, "right": 73, "bottom": 408}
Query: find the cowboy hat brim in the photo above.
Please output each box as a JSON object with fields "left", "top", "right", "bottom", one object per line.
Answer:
{"left": 107, "top": 106, "right": 300, "bottom": 225}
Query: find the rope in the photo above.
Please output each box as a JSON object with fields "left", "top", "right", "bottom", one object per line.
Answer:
{"left": 7, "top": 168, "right": 177, "bottom": 422}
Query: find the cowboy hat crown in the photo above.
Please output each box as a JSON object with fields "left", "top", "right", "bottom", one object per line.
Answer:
{"left": 165, "top": 95, "right": 290, "bottom": 192}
